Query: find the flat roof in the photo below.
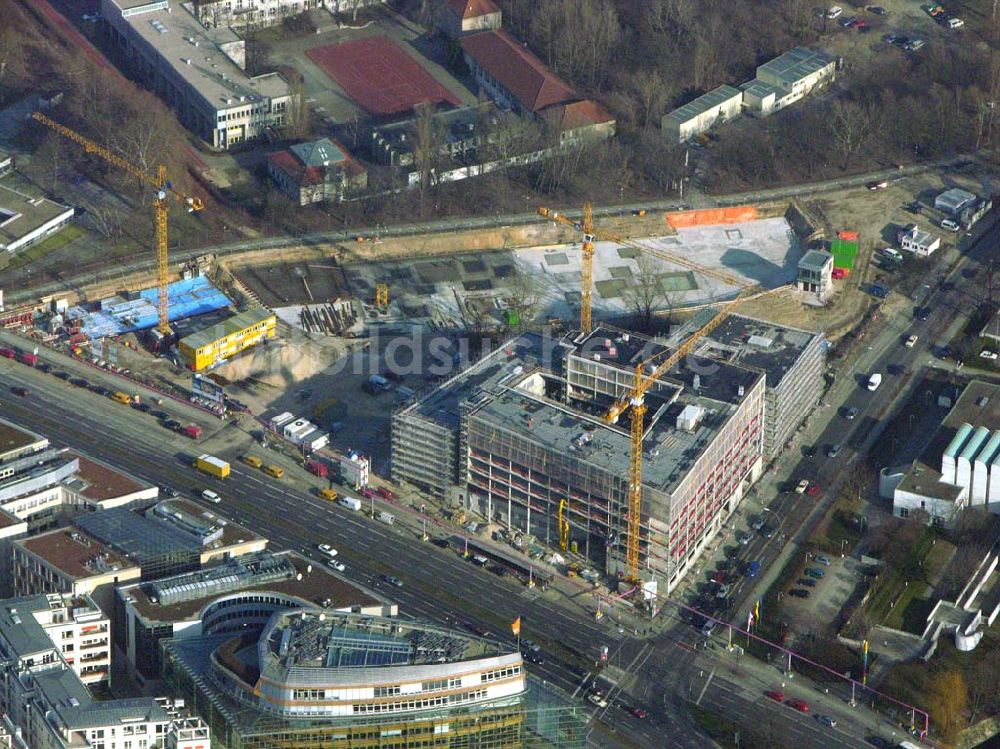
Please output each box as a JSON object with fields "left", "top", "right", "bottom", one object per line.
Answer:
{"left": 155, "top": 498, "right": 264, "bottom": 550}
{"left": 663, "top": 85, "right": 742, "bottom": 125}
{"left": 104, "top": 0, "right": 288, "bottom": 108}
{"left": 757, "top": 47, "right": 834, "bottom": 86}
{"left": 0, "top": 594, "right": 67, "bottom": 656}
{"left": 178, "top": 307, "right": 274, "bottom": 350}
{"left": 72, "top": 455, "right": 146, "bottom": 500}
{"left": 0, "top": 419, "right": 45, "bottom": 457}
{"left": 668, "top": 313, "right": 822, "bottom": 390}
{"left": 462, "top": 328, "right": 760, "bottom": 495}
{"left": 19, "top": 528, "right": 137, "bottom": 579}
{"left": 75, "top": 507, "right": 202, "bottom": 562}
{"left": 798, "top": 249, "right": 832, "bottom": 271}
{"left": 740, "top": 79, "right": 779, "bottom": 99}
{"left": 0, "top": 187, "right": 72, "bottom": 249}
{"left": 124, "top": 552, "right": 378, "bottom": 622}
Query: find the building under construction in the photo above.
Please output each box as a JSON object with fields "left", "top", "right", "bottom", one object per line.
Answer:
{"left": 392, "top": 316, "right": 824, "bottom": 594}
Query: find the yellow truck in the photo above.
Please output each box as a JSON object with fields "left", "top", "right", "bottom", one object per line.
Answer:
{"left": 194, "top": 455, "right": 230, "bottom": 479}
{"left": 112, "top": 391, "right": 132, "bottom": 405}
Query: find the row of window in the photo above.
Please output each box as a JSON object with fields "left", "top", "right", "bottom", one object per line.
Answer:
{"left": 480, "top": 665, "right": 520, "bottom": 683}
{"left": 352, "top": 689, "right": 488, "bottom": 714}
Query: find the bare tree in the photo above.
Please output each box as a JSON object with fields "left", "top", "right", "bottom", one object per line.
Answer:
{"left": 412, "top": 101, "right": 441, "bottom": 218}
{"left": 88, "top": 205, "right": 126, "bottom": 244}
{"left": 30, "top": 133, "right": 65, "bottom": 195}
{"left": 828, "top": 100, "right": 875, "bottom": 169}
{"left": 505, "top": 270, "right": 543, "bottom": 330}
{"left": 623, "top": 255, "right": 669, "bottom": 332}
{"left": 286, "top": 76, "right": 311, "bottom": 140}
{"left": 0, "top": 22, "right": 21, "bottom": 107}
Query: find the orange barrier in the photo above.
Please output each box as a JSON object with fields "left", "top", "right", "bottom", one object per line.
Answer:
{"left": 838, "top": 230, "right": 859, "bottom": 241}
{"left": 665, "top": 205, "right": 758, "bottom": 229}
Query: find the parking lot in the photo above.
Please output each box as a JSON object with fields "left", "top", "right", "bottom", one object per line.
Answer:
{"left": 780, "top": 553, "right": 867, "bottom": 637}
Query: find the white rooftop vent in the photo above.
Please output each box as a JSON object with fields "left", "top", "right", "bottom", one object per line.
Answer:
{"left": 747, "top": 334, "right": 774, "bottom": 348}
{"left": 677, "top": 404, "right": 705, "bottom": 433}
{"left": 692, "top": 374, "right": 701, "bottom": 391}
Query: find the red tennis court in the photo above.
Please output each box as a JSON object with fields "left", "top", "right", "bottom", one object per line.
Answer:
{"left": 306, "top": 36, "right": 460, "bottom": 117}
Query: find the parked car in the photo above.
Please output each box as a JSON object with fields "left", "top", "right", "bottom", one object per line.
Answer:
{"left": 980, "top": 350, "right": 998, "bottom": 360}
{"left": 806, "top": 567, "right": 826, "bottom": 579}
{"left": 759, "top": 525, "right": 775, "bottom": 539}
{"left": 826, "top": 5, "right": 843, "bottom": 18}
{"left": 816, "top": 555, "right": 832, "bottom": 566}
{"left": 828, "top": 444, "right": 842, "bottom": 458}
{"left": 845, "top": 406, "right": 859, "bottom": 420}
{"left": 317, "top": 544, "right": 338, "bottom": 558}
{"left": 626, "top": 706, "right": 648, "bottom": 719}
{"left": 795, "top": 479, "right": 810, "bottom": 494}
{"left": 789, "top": 588, "right": 811, "bottom": 598}
{"left": 807, "top": 484, "right": 822, "bottom": 497}
{"left": 359, "top": 487, "right": 376, "bottom": 499}
{"left": 797, "top": 578, "right": 818, "bottom": 588}
{"left": 159, "top": 485, "right": 179, "bottom": 498}
{"left": 327, "top": 559, "right": 346, "bottom": 572}
{"left": 744, "top": 560, "right": 762, "bottom": 578}
{"left": 817, "top": 715, "right": 838, "bottom": 727}
{"left": 839, "top": 15, "right": 857, "bottom": 27}
{"left": 905, "top": 334, "right": 918, "bottom": 348}
{"left": 866, "top": 180, "right": 888, "bottom": 190}
{"left": 738, "top": 531, "right": 753, "bottom": 545}
{"left": 375, "top": 486, "right": 397, "bottom": 500}
{"left": 765, "top": 690, "right": 785, "bottom": 702}
{"left": 751, "top": 517, "right": 766, "bottom": 531}
{"left": 940, "top": 218, "right": 960, "bottom": 232}
{"left": 903, "top": 39, "right": 926, "bottom": 51}
{"left": 588, "top": 693, "right": 608, "bottom": 709}
{"left": 867, "top": 5, "right": 886, "bottom": 14}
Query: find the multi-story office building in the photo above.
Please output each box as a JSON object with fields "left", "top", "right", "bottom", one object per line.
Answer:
{"left": 114, "top": 550, "right": 395, "bottom": 692}
{"left": 0, "top": 592, "right": 210, "bottom": 749}
{"left": 163, "top": 609, "right": 586, "bottom": 748}
{"left": 102, "top": 0, "right": 291, "bottom": 150}
{"left": 13, "top": 499, "right": 267, "bottom": 613}
{"left": 395, "top": 327, "right": 767, "bottom": 594}
{"left": 394, "top": 318, "right": 823, "bottom": 594}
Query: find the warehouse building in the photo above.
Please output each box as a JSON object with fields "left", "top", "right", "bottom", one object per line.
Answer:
{"left": 178, "top": 306, "right": 276, "bottom": 371}
{"left": 935, "top": 187, "right": 977, "bottom": 215}
{"left": 163, "top": 608, "right": 585, "bottom": 748}
{"left": 102, "top": 0, "right": 291, "bottom": 150}
{"left": 891, "top": 381, "right": 1000, "bottom": 526}
{"left": 394, "top": 327, "right": 769, "bottom": 594}
{"left": 114, "top": 550, "right": 394, "bottom": 692}
{"left": 740, "top": 47, "right": 835, "bottom": 117}
{"left": 661, "top": 85, "right": 743, "bottom": 143}
{"left": 0, "top": 592, "right": 209, "bottom": 749}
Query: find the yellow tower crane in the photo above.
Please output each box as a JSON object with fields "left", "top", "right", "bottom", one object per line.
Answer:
{"left": 539, "top": 203, "right": 786, "bottom": 584}
{"left": 32, "top": 112, "right": 205, "bottom": 336}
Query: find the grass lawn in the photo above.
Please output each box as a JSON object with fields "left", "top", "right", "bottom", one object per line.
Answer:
{"left": 883, "top": 582, "right": 933, "bottom": 632}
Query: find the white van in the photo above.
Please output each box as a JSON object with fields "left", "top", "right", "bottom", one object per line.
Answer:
{"left": 201, "top": 489, "right": 221, "bottom": 503}
{"left": 882, "top": 248, "right": 903, "bottom": 262}
{"left": 377, "top": 510, "right": 395, "bottom": 525}
{"left": 947, "top": 17, "right": 964, "bottom": 28}
{"left": 867, "top": 373, "right": 882, "bottom": 391}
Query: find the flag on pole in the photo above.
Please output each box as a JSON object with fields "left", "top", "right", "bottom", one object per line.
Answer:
{"left": 747, "top": 609, "right": 755, "bottom": 629}
{"left": 754, "top": 598, "right": 761, "bottom": 625}
{"left": 511, "top": 617, "right": 521, "bottom": 636}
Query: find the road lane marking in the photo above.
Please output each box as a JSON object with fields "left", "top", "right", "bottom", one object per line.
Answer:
{"left": 695, "top": 668, "right": 716, "bottom": 707}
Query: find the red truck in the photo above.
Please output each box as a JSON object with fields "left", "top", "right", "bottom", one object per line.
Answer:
{"left": 18, "top": 352, "right": 38, "bottom": 367}
{"left": 306, "top": 460, "right": 328, "bottom": 479}
{"left": 181, "top": 424, "right": 203, "bottom": 439}
{"left": 0, "top": 348, "right": 15, "bottom": 359}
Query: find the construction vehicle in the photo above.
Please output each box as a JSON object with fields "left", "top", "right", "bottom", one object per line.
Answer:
{"left": 194, "top": 454, "right": 230, "bottom": 479}
{"left": 31, "top": 112, "right": 204, "bottom": 337}
{"left": 541, "top": 203, "right": 786, "bottom": 585}
{"left": 375, "top": 283, "right": 389, "bottom": 308}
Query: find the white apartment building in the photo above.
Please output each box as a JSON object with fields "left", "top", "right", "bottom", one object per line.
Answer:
{"left": 0, "top": 593, "right": 210, "bottom": 749}
{"left": 102, "top": 0, "right": 291, "bottom": 150}
{"left": 740, "top": 47, "right": 836, "bottom": 117}
{"left": 661, "top": 85, "right": 743, "bottom": 143}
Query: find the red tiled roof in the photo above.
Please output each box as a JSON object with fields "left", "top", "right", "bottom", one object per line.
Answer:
{"left": 448, "top": 0, "right": 500, "bottom": 19}
{"left": 540, "top": 99, "right": 616, "bottom": 131}
{"left": 460, "top": 30, "right": 576, "bottom": 113}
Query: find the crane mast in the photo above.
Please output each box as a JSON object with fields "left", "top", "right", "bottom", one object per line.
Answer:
{"left": 31, "top": 112, "right": 204, "bottom": 336}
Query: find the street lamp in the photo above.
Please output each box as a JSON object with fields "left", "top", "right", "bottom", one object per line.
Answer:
{"left": 841, "top": 538, "right": 848, "bottom": 557}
